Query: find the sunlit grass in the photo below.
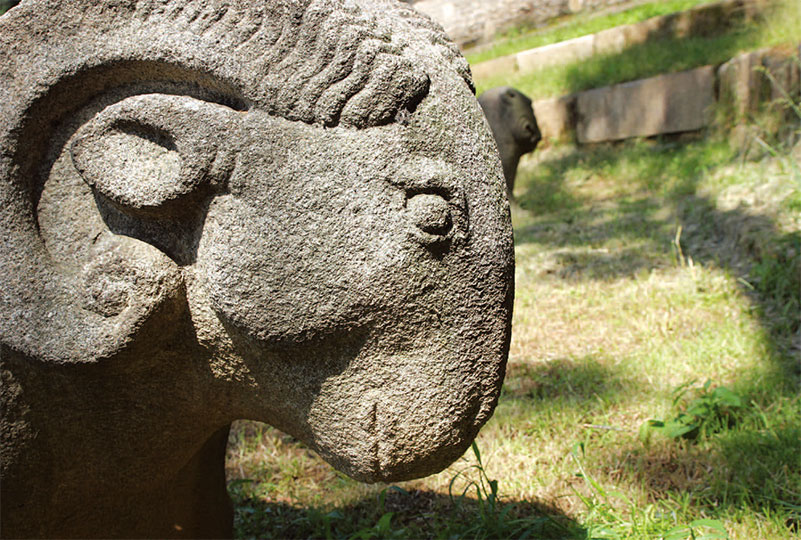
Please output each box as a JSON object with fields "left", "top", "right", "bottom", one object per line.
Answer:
{"left": 476, "top": 30, "right": 756, "bottom": 98}
{"left": 474, "top": 0, "right": 801, "bottom": 99}
{"left": 465, "top": 0, "right": 717, "bottom": 65}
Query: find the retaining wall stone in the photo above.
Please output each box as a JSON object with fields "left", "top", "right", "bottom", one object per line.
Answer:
{"left": 472, "top": 54, "right": 519, "bottom": 80}
{"left": 532, "top": 95, "right": 577, "bottom": 141}
{"left": 576, "top": 66, "right": 716, "bottom": 143}
{"left": 470, "top": 0, "right": 765, "bottom": 79}
{"left": 718, "top": 45, "right": 801, "bottom": 120}
{"left": 411, "top": 0, "right": 627, "bottom": 48}
{"left": 516, "top": 34, "right": 595, "bottom": 72}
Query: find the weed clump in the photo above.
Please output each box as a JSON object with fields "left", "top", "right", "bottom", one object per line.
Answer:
{"left": 641, "top": 380, "right": 745, "bottom": 442}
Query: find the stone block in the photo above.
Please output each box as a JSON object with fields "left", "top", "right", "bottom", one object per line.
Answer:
{"left": 617, "top": 20, "right": 655, "bottom": 47}
{"left": 637, "top": 12, "right": 679, "bottom": 41}
{"left": 516, "top": 34, "right": 594, "bottom": 73}
{"left": 680, "top": 0, "right": 740, "bottom": 36}
{"left": 471, "top": 54, "right": 518, "bottom": 80}
{"left": 762, "top": 48, "right": 801, "bottom": 103}
{"left": 533, "top": 94, "right": 577, "bottom": 141}
{"left": 718, "top": 49, "right": 770, "bottom": 119}
{"left": 576, "top": 66, "right": 716, "bottom": 143}
{"left": 593, "top": 26, "right": 627, "bottom": 55}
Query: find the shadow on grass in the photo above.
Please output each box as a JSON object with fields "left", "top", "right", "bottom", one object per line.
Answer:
{"left": 516, "top": 137, "right": 727, "bottom": 219}
{"left": 515, "top": 138, "right": 799, "bottom": 356}
{"left": 502, "top": 357, "right": 631, "bottom": 407}
{"left": 598, "top": 409, "right": 801, "bottom": 532}
{"left": 513, "top": 133, "right": 800, "bottom": 527}
{"left": 230, "top": 484, "right": 587, "bottom": 539}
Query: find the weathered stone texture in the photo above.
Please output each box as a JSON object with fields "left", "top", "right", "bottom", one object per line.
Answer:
{"left": 0, "top": 1, "right": 513, "bottom": 538}
{"left": 576, "top": 66, "right": 716, "bottom": 143}
{"left": 718, "top": 50, "right": 769, "bottom": 119}
{"left": 763, "top": 50, "right": 801, "bottom": 102}
{"left": 718, "top": 46, "right": 801, "bottom": 120}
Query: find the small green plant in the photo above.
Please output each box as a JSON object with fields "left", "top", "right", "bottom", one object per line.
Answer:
{"left": 571, "top": 443, "right": 653, "bottom": 539}
{"left": 571, "top": 442, "right": 731, "bottom": 539}
{"left": 347, "top": 487, "right": 408, "bottom": 540}
{"left": 570, "top": 441, "right": 636, "bottom": 540}
{"left": 662, "top": 519, "right": 730, "bottom": 540}
{"left": 448, "top": 441, "right": 508, "bottom": 536}
{"left": 642, "top": 380, "right": 745, "bottom": 442}
{"left": 448, "top": 442, "right": 574, "bottom": 538}
{"left": 306, "top": 508, "right": 345, "bottom": 540}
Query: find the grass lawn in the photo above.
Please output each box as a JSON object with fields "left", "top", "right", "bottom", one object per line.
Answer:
{"left": 465, "top": 0, "right": 717, "bottom": 66}
{"left": 473, "top": 0, "right": 801, "bottom": 99}
{"left": 226, "top": 100, "right": 800, "bottom": 538}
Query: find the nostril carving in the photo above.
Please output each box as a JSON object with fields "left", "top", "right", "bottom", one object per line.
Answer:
{"left": 406, "top": 192, "right": 452, "bottom": 236}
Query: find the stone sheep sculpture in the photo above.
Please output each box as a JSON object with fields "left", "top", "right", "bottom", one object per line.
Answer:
{"left": 0, "top": 1, "right": 514, "bottom": 538}
{"left": 478, "top": 86, "right": 542, "bottom": 198}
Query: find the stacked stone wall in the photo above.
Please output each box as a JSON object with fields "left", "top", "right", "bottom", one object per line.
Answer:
{"left": 530, "top": 45, "right": 801, "bottom": 144}
{"left": 410, "top": 0, "right": 628, "bottom": 48}
{"left": 471, "top": 0, "right": 766, "bottom": 80}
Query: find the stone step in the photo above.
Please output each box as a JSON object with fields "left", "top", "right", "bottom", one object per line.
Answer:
{"left": 576, "top": 65, "right": 716, "bottom": 143}
{"left": 471, "top": 0, "right": 767, "bottom": 80}
{"left": 530, "top": 44, "right": 800, "bottom": 143}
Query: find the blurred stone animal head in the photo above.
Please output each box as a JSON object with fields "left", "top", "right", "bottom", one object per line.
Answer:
{"left": 1, "top": 0, "right": 513, "bottom": 537}
{"left": 478, "top": 86, "right": 542, "bottom": 196}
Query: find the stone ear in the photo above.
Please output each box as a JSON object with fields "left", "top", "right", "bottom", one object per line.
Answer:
{"left": 70, "top": 94, "right": 239, "bottom": 218}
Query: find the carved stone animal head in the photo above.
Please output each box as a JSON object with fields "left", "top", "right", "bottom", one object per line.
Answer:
{"left": 478, "top": 86, "right": 542, "bottom": 196}
{"left": 0, "top": 0, "right": 513, "bottom": 537}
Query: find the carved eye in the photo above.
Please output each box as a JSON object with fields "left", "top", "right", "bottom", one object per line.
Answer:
{"left": 390, "top": 159, "right": 467, "bottom": 248}
{"left": 407, "top": 192, "right": 452, "bottom": 235}
{"left": 404, "top": 188, "right": 459, "bottom": 247}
